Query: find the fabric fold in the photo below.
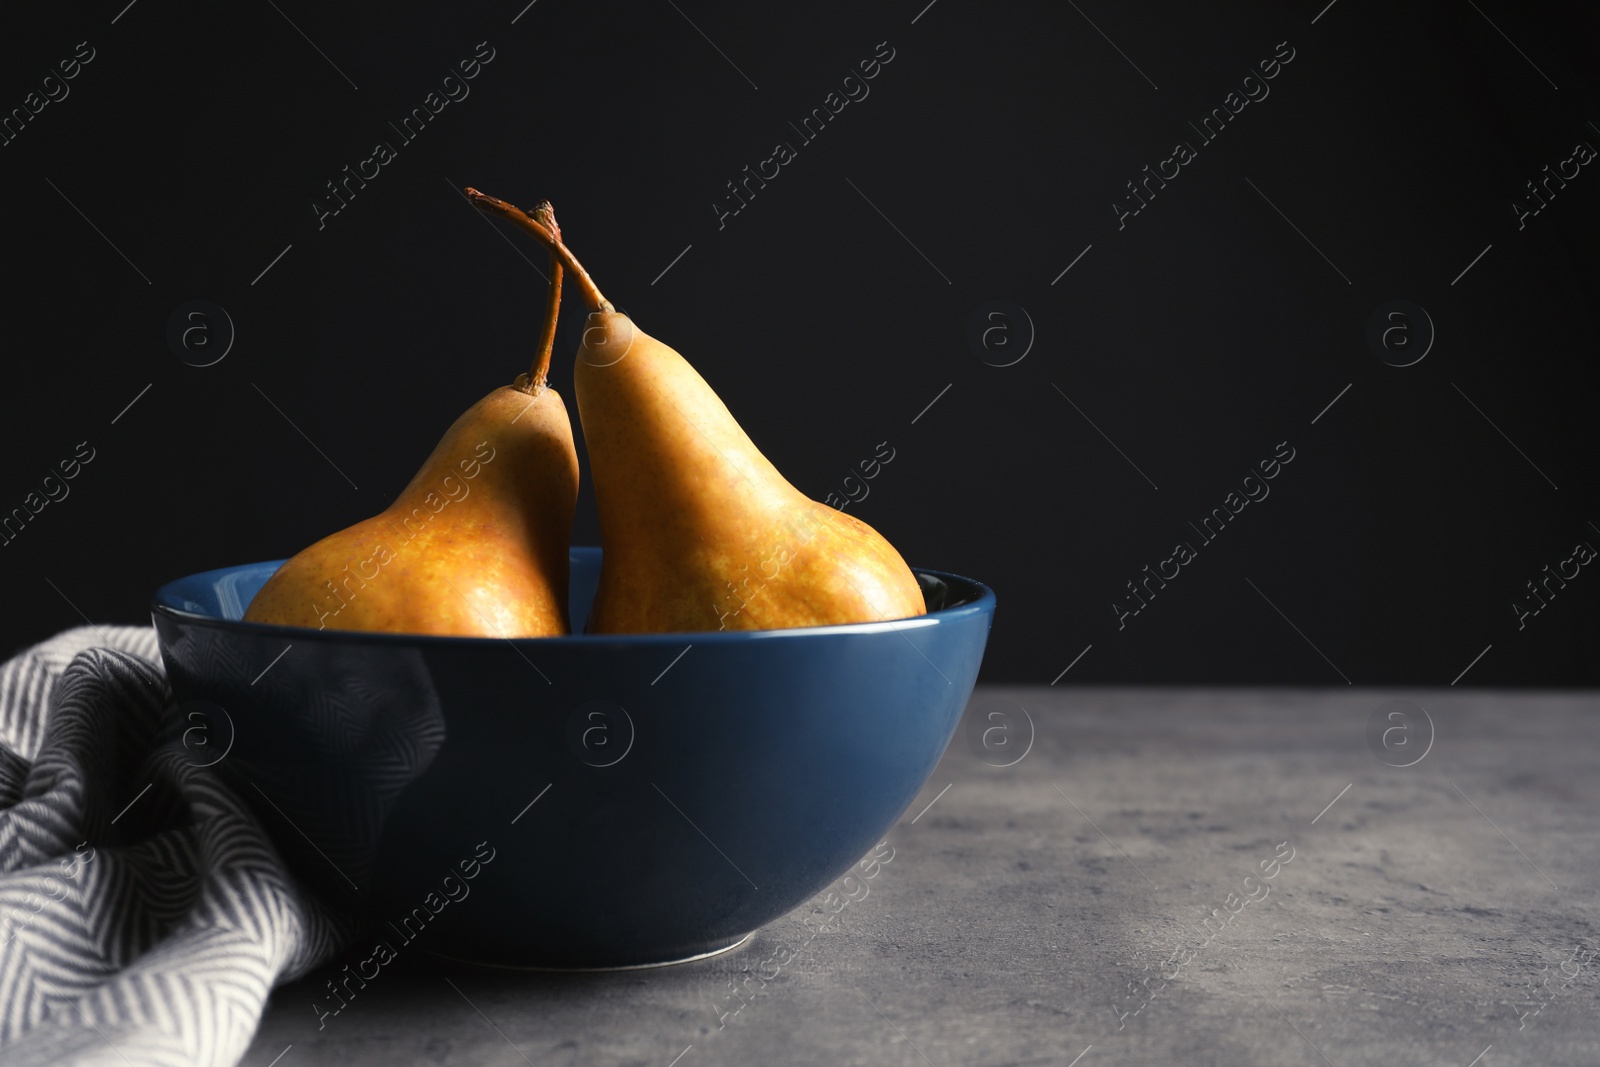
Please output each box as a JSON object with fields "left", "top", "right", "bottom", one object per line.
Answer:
{"left": 0, "top": 627, "right": 352, "bottom": 1067}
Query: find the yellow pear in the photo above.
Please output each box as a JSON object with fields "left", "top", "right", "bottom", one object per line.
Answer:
{"left": 244, "top": 203, "right": 579, "bottom": 636}
{"left": 466, "top": 188, "right": 925, "bottom": 633}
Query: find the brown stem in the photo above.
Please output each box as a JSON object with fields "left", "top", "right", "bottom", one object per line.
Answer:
{"left": 523, "top": 200, "right": 562, "bottom": 394}
{"left": 464, "top": 188, "right": 614, "bottom": 313}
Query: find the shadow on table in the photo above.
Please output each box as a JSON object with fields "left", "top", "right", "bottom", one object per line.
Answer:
{"left": 271, "top": 931, "right": 746, "bottom": 1041}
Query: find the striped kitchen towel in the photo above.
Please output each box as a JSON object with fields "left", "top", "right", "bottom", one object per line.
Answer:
{"left": 0, "top": 626, "right": 349, "bottom": 1066}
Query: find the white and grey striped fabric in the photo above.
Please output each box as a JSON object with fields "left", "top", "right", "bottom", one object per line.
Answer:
{"left": 0, "top": 627, "right": 348, "bottom": 1066}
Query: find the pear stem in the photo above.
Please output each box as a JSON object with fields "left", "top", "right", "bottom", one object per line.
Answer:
{"left": 464, "top": 188, "right": 614, "bottom": 314}
{"left": 524, "top": 200, "right": 562, "bottom": 394}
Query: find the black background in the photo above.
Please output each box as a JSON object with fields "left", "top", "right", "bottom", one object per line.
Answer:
{"left": 1, "top": 0, "right": 1596, "bottom": 686}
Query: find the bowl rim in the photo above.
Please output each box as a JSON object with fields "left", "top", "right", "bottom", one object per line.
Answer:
{"left": 150, "top": 550, "right": 996, "bottom": 646}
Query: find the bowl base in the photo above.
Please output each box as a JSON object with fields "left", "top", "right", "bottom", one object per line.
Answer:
{"left": 424, "top": 932, "right": 753, "bottom": 973}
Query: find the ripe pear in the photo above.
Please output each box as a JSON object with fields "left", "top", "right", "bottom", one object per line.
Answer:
{"left": 244, "top": 203, "right": 578, "bottom": 637}
{"left": 465, "top": 188, "right": 925, "bottom": 634}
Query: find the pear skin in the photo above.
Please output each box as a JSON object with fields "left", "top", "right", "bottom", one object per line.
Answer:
{"left": 573, "top": 312, "right": 925, "bottom": 633}
{"left": 244, "top": 383, "right": 578, "bottom": 636}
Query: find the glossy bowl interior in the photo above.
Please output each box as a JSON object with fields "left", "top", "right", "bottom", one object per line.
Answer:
{"left": 151, "top": 548, "right": 994, "bottom": 968}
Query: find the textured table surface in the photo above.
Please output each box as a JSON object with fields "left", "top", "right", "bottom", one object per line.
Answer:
{"left": 242, "top": 687, "right": 1600, "bottom": 1066}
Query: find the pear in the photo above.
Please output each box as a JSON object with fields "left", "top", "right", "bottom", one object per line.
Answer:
{"left": 244, "top": 203, "right": 578, "bottom": 636}
{"left": 466, "top": 189, "right": 925, "bottom": 633}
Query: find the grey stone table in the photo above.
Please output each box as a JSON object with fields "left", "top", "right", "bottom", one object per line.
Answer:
{"left": 241, "top": 687, "right": 1600, "bottom": 1066}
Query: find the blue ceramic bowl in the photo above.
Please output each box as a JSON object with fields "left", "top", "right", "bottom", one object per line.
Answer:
{"left": 151, "top": 548, "right": 993, "bottom": 968}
